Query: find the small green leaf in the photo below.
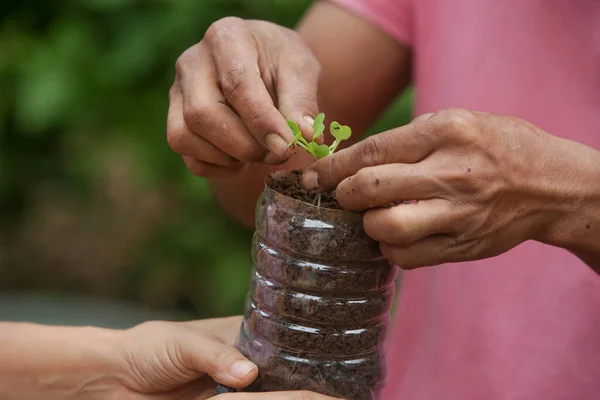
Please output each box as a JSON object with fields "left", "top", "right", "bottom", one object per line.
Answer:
{"left": 330, "top": 121, "right": 352, "bottom": 141}
{"left": 312, "top": 112, "right": 325, "bottom": 140}
{"left": 313, "top": 144, "right": 331, "bottom": 159}
{"left": 306, "top": 141, "right": 319, "bottom": 156}
{"left": 286, "top": 119, "right": 303, "bottom": 147}
{"left": 287, "top": 119, "right": 301, "bottom": 136}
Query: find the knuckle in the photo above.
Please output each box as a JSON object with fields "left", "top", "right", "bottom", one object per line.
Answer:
{"left": 166, "top": 129, "right": 184, "bottom": 152}
{"left": 437, "top": 108, "right": 477, "bottom": 143}
{"left": 291, "top": 50, "right": 321, "bottom": 73}
{"left": 211, "top": 346, "right": 236, "bottom": 367}
{"left": 357, "top": 136, "right": 387, "bottom": 167}
{"left": 391, "top": 229, "right": 412, "bottom": 247}
{"left": 310, "top": 58, "right": 322, "bottom": 78}
{"left": 182, "top": 105, "right": 214, "bottom": 134}
{"left": 205, "top": 17, "right": 244, "bottom": 43}
{"left": 245, "top": 109, "right": 271, "bottom": 135}
{"left": 185, "top": 159, "right": 208, "bottom": 177}
{"left": 362, "top": 212, "right": 380, "bottom": 238}
{"left": 446, "top": 234, "right": 479, "bottom": 261}
{"left": 380, "top": 245, "right": 404, "bottom": 268}
{"left": 220, "top": 66, "right": 249, "bottom": 99}
{"left": 175, "top": 46, "right": 198, "bottom": 77}
{"left": 291, "top": 92, "right": 319, "bottom": 115}
{"left": 391, "top": 247, "right": 421, "bottom": 269}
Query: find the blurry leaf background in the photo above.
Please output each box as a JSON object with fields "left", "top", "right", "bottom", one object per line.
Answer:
{"left": 0, "top": 0, "right": 412, "bottom": 320}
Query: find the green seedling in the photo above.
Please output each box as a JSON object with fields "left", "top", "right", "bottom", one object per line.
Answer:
{"left": 286, "top": 113, "right": 352, "bottom": 207}
{"left": 286, "top": 113, "right": 352, "bottom": 160}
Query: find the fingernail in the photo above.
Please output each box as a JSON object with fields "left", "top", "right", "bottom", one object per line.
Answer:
{"left": 304, "top": 115, "right": 315, "bottom": 126}
{"left": 302, "top": 170, "right": 320, "bottom": 190}
{"left": 229, "top": 360, "right": 256, "bottom": 380}
{"left": 265, "top": 133, "right": 290, "bottom": 157}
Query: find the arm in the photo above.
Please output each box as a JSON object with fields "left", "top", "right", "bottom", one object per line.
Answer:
{"left": 0, "top": 322, "right": 118, "bottom": 399}
{"left": 536, "top": 136, "right": 600, "bottom": 271}
{"left": 0, "top": 319, "right": 338, "bottom": 400}
{"left": 208, "top": 1, "right": 412, "bottom": 229}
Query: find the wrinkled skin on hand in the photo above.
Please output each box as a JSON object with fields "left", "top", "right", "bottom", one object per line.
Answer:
{"left": 167, "top": 17, "right": 321, "bottom": 178}
{"left": 304, "top": 109, "right": 561, "bottom": 269}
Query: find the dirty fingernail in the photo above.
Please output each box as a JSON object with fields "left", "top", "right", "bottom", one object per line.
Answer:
{"left": 304, "top": 115, "right": 315, "bottom": 126}
{"left": 229, "top": 360, "right": 256, "bottom": 380}
{"left": 302, "top": 170, "right": 320, "bottom": 190}
{"left": 265, "top": 133, "right": 290, "bottom": 157}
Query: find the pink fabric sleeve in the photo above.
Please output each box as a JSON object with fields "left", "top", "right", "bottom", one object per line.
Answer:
{"left": 327, "top": 0, "right": 413, "bottom": 46}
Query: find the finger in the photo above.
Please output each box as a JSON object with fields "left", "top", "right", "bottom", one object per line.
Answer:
{"left": 410, "top": 112, "right": 434, "bottom": 124}
{"left": 213, "top": 391, "right": 342, "bottom": 400}
{"left": 380, "top": 235, "right": 467, "bottom": 269}
{"left": 206, "top": 20, "right": 295, "bottom": 157}
{"left": 168, "top": 84, "right": 242, "bottom": 167}
{"left": 363, "top": 199, "right": 456, "bottom": 245}
{"left": 262, "top": 151, "right": 290, "bottom": 165}
{"left": 277, "top": 51, "right": 321, "bottom": 143}
{"left": 302, "top": 121, "right": 439, "bottom": 192}
{"left": 182, "top": 335, "right": 258, "bottom": 389}
{"left": 335, "top": 163, "right": 447, "bottom": 211}
{"left": 183, "top": 156, "right": 247, "bottom": 178}
{"left": 176, "top": 45, "right": 275, "bottom": 164}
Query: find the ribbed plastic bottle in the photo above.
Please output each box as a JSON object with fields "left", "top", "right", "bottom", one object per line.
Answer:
{"left": 236, "top": 172, "right": 399, "bottom": 400}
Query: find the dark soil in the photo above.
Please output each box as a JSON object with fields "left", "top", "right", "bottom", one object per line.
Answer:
{"left": 262, "top": 171, "right": 382, "bottom": 262}
{"left": 266, "top": 169, "right": 342, "bottom": 210}
{"left": 253, "top": 236, "right": 396, "bottom": 294}
{"left": 237, "top": 323, "right": 385, "bottom": 400}
{"left": 245, "top": 301, "right": 388, "bottom": 355}
{"left": 250, "top": 269, "right": 395, "bottom": 325}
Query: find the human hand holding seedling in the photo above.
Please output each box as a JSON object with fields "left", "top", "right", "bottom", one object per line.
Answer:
{"left": 167, "top": 17, "right": 322, "bottom": 178}
{"left": 301, "top": 109, "right": 600, "bottom": 271}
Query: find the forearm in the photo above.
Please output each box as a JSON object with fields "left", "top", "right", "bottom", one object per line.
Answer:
{"left": 0, "top": 322, "right": 119, "bottom": 400}
{"left": 209, "top": 1, "right": 411, "bottom": 228}
{"left": 535, "top": 136, "right": 600, "bottom": 271}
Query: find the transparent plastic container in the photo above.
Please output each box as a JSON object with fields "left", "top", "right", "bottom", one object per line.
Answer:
{"left": 236, "top": 171, "right": 399, "bottom": 400}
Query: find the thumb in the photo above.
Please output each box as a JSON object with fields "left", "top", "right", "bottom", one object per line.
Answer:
{"left": 277, "top": 55, "right": 322, "bottom": 144}
{"left": 182, "top": 336, "right": 258, "bottom": 389}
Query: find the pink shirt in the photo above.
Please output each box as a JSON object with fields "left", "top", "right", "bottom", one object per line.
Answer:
{"left": 329, "top": 0, "right": 600, "bottom": 399}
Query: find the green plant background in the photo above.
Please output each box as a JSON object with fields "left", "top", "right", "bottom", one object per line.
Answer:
{"left": 0, "top": 0, "right": 412, "bottom": 321}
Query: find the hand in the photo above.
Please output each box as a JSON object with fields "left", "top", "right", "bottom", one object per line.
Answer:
{"left": 101, "top": 316, "right": 257, "bottom": 399}
{"left": 302, "top": 108, "right": 557, "bottom": 269}
{"left": 107, "top": 316, "right": 341, "bottom": 400}
{"left": 0, "top": 317, "right": 343, "bottom": 400}
{"left": 167, "top": 17, "right": 321, "bottom": 177}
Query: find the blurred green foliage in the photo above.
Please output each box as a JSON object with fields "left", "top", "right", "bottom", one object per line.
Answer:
{"left": 0, "top": 0, "right": 412, "bottom": 319}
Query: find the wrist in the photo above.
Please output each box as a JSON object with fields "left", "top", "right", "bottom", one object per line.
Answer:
{"left": 528, "top": 135, "right": 600, "bottom": 265}
{"left": 0, "top": 323, "right": 123, "bottom": 400}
